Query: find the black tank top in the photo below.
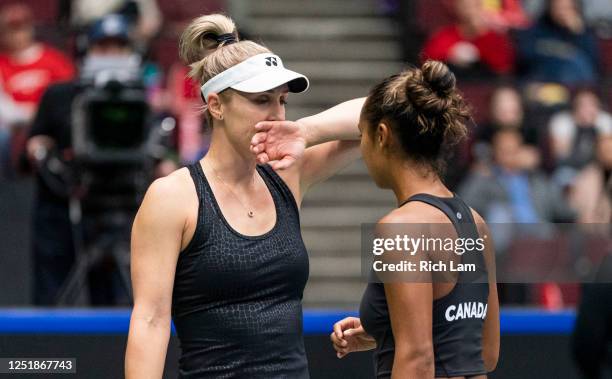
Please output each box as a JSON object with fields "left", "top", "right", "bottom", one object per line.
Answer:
{"left": 171, "top": 163, "right": 310, "bottom": 378}
{"left": 360, "top": 194, "right": 489, "bottom": 378}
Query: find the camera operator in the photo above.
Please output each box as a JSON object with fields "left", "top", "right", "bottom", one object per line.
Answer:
{"left": 26, "top": 14, "right": 173, "bottom": 305}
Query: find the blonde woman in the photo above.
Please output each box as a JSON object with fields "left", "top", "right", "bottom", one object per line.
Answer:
{"left": 124, "top": 14, "right": 363, "bottom": 378}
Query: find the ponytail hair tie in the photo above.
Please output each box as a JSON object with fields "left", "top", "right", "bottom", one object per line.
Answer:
{"left": 216, "top": 33, "right": 237, "bottom": 45}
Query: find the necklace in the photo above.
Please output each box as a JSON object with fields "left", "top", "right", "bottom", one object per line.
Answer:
{"left": 203, "top": 160, "right": 256, "bottom": 218}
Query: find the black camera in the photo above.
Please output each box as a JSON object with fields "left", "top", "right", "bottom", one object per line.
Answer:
{"left": 69, "top": 55, "right": 155, "bottom": 215}
{"left": 72, "top": 66, "right": 152, "bottom": 164}
{"left": 54, "top": 56, "right": 160, "bottom": 304}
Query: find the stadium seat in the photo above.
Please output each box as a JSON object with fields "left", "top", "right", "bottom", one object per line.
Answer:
{"left": 413, "top": 0, "right": 453, "bottom": 35}
{"left": 157, "top": 0, "right": 225, "bottom": 23}
{"left": 536, "top": 283, "right": 580, "bottom": 308}
{"left": 20, "top": 0, "right": 56, "bottom": 24}
{"left": 456, "top": 82, "right": 496, "bottom": 124}
{"left": 150, "top": 36, "right": 179, "bottom": 74}
{"left": 504, "top": 237, "right": 572, "bottom": 281}
{"left": 599, "top": 38, "right": 612, "bottom": 76}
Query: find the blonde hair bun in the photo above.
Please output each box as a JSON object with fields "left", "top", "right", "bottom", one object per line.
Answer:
{"left": 179, "top": 14, "right": 238, "bottom": 66}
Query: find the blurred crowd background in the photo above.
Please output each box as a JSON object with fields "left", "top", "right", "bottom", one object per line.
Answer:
{"left": 0, "top": 0, "right": 610, "bottom": 313}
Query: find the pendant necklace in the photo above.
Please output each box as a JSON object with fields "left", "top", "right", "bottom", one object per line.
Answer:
{"left": 204, "top": 160, "right": 256, "bottom": 218}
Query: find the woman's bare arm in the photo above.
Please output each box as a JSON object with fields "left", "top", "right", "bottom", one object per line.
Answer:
{"left": 125, "top": 175, "right": 188, "bottom": 379}
{"left": 385, "top": 282, "right": 435, "bottom": 378}
{"left": 250, "top": 98, "right": 364, "bottom": 202}
{"left": 296, "top": 98, "right": 365, "bottom": 192}
{"left": 378, "top": 213, "right": 435, "bottom": 378}
{"left": 474, "top": 212, "right": 500, "bottom": 372}
{"left": 298, "top": 98, "right": 365, "bottom": 144}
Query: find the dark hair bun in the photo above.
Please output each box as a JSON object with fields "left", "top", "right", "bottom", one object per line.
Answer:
{"left": 422, "top": 60, "right": 456, "bottom": 98}
{"left": 404, "top": 61, "right": 455, "bottom": 118}
{"left": 361, "top": 60, "right": 471, "bottom": 176}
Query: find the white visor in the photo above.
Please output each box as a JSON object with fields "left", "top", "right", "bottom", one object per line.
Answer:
{"left": 200, "top": 53, "right": 309, "bottom": 102}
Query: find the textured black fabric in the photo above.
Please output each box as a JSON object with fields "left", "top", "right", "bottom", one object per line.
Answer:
{"left": 171, "top": 163, "right": 310, "bottom": 378}
{"left": 360, "top": 194, "right": 489, "bottom": 378}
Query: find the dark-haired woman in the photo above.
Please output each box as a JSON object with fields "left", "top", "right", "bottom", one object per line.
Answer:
{"left": 255, "top": 61, "right": 500, "bottom": 378}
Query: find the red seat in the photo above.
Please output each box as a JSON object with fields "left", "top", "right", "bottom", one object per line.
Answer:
{"left": 152, "top": 0, "right": 226, "bottom": 74}
{"left": 599, "top": 38, "right": 612, "bottom": 76}
{"left": 150, "top": 36, "right": 179, "bottom": 75}
{"left": 0, "top": 0, "right": 57, "bottom": 24}
{"left": 534, "top": 283, "right": 580, "bottom": 307}
{"left": 414, "top": 0, "right": 454, "bottom": 35}
{"left": 157, "top": 0, "right": 225, "bottom": 23}
{"left": 502, "top": 238, "right": 573, "bottom": 307}
{"left": 504, "top": 238, "right": 572, "bottom": 280}
{"left": 456, "top": 82, "right": 496, "bottom": 124}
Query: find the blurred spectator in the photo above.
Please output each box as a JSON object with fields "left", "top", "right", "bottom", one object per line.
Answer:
{"left": 569, "top": 134, "right": 612, "bottom": 223}
{"left": 459, "top": 128, "right": 575, "bottom": 223}
{"left": 0, "top": 4, "right": 75, "bottom": 116}
{"left": 516, "top": 0, "right": 600, "bottom": 85}
{"left": 482, "top": 0, "right": 531, "bottom": 31}
{"left": 525, "top": 0, "right": 612, "bottom": 37}
{"left": 0, "top": 3, "right": 75, "bottom": 176}
{"left": 548, "top": 87, "right": 612, "bottom": 173}
{"left": 474, "top": 85, "right": 540, "bottom": 146}
{"left": 421, "top": 0, "right": 516, "bottom": 77}
{"left": 25, "top": 14, "right": 171, "bottom": 305}
{"left": 166, "top": 63, "right": 206, "bottom": 162}
{"left": 471, "top": 85, "right": 542, "bottom": 173}
{"left": 63, "top": 0, "right": 162, "bottom": 51}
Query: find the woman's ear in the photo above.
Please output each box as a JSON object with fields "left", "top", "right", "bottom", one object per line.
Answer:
{"left": 206, "top": 93, "right": 224, "bottom": 121}
{"left": 376, "top": 122, "right": 391, "bottom": 150}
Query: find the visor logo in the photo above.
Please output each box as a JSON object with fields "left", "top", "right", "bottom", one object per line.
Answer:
{"left": 265, "top": 57, "right": 278, "bottom": 66}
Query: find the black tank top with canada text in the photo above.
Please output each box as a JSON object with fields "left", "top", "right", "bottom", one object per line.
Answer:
{"left": 360, "top": 193, "right": 489, "bottom": 378}
{"left": 171, "top": 163, "right": 310, "bottom": 378}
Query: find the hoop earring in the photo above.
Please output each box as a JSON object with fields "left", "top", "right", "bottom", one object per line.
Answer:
{"left": 219, "top": 114, "right": 224, "bottom": 120}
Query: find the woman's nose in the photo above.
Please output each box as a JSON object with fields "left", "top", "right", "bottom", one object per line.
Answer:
{"left": 267, "top": 102, "right": 285, "bottom": 121}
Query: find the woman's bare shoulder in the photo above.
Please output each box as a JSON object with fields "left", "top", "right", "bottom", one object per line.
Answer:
{"left": 469, "top": 208, "right": 490, "bottom": 235}
{"left": 137, "top": 166, "right": 197, "bottom": 222}
{"left": 148, "top": 166, "right": 191, "bottom": 196}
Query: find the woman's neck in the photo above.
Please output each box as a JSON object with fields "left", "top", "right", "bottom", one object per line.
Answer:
{"left": 201, "top": 129, "right": 258, "bottom": 186}
{"left": 388, "top": 162, "right": 453, "bottom": 207}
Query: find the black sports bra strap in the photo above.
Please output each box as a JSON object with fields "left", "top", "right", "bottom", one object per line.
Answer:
{"left": 453, "top": 199, "right": 477, "bottom": 225}
{"left": 403, "top": 193, "right": 477, "bottom": 226}
{"left": 403, "top": 194, "right": 457, "bottom": 220}
{"left": 186, "top": 163, "right": 205, "bottom": 203}
{"left": 403, "top": 193, "right": 487, "bottom": 283}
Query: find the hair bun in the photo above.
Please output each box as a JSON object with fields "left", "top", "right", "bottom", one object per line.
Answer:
{"left": 402, "top": 60, "right": 458, "bottom": 118}
{"left": 421, "top": 60, "right": 456, "bottom": 98}
{"left": 179, "top": 14, "right": 238, "bottom": 65}
{"left": 360, "top": 61, "right": 470, "bottom": 176}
